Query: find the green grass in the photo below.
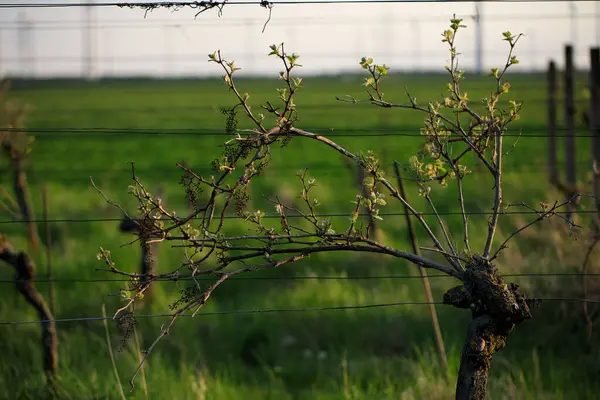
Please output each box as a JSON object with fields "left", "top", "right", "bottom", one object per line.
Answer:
{"left": 1, "top": 73, "right": 599, "bottom": 399}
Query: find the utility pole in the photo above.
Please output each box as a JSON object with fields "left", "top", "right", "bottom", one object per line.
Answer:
{"left": 245, "top": 20, "right": 255, "bottom": 72}
{"left": 82, "top": 0, "right": 95, "bottom": 79}
{"left": 596, "top": 0, "right": 599, "bottom": 46}
{"left": 474, "top": 3, "right": 483, "bottom": 74}
{"left": 0, "top": 28, "right": 3, "bottom": 77}
{"left": 569, "top": 1, "right": 577, "bottom": 46}
{"left": 17, "top": 12, "right": 34, "bottom": 78}
{"left": 163, "top": 24, "right": 173, "bottom": 76}
{"left": 529, "top": 29, "right": 536, "bottom": 72}
{"left": 411, "top": 18, "right": 421, "bottom": 72}
{"left": 382, "top": 6, "right": 393, "bottom": 72}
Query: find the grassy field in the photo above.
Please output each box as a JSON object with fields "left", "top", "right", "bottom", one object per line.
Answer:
{"left": 1, "top": 72, "right": 599, "bottom": 399}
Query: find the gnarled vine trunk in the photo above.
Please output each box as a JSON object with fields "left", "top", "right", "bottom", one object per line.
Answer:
{"left": 120, "top": 215, "right": 158, "bottom": 300}
{"left": 8, "top": 154, "right": 39, "bottom": 250}
{"left": 444, "top": 256, "right": 539, "bottom": 400}
{"left": 0, "top": 234, "right": 58, "bottom": 383}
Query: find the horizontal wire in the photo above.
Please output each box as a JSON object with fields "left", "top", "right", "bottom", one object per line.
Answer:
{"left": 1, "top": 297, "right": 598, "bottom": 326}
{"left": 13, "top": 159, "right": 592, "bottom": 184}
{"left": 24, "top": 160, "right": 589, "bottom": 174}
{"left": 0, "top": 13, "right": 597, "bottom": 28}
{"left": 0, "top": 50, "right": 547, "bottom": 61}
{"left": 26, "top": 164, "right": 593, "bottom": 175}
{"left": 17, "top": 100, "right": 591, "bottom": 114}
{"left": 0, "top": 302, "right": 443, "bottom": 326}
{"left": 0, "top": 0, "right": 590, "bottom": 9}
{"left": 22, "top": 164, "right": 588, "bottom": 183}
{"left": 0, "top": 209, "right": 598, "bottom": 225}
{"left": 16, "top": 155, "right": 589, "bottom": 174}
{"left": 3, "top": 127, "right": 596, "bottom": 137}
{"left": 0, "top": 13, "right": 595, "bottom": 26}
{"left": 2, "top": 272, "right": 600, "bottom": 284}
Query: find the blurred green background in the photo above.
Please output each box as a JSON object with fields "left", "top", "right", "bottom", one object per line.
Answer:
{"left": 0, "top": 72, "right": 599, "bottom": 399}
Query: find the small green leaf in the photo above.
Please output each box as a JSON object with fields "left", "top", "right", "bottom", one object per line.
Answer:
{"left": 268, "top": 44, "right": 279, "bottom": 56}
{"left": 363, "top": 176, "right": 375, "bottom": 189}
{"left": 375, "top": 64, "right": 389, "bottom": 76}
{"left": 359, "top": 57, "right": 374, "bottom": 69}
{"left": 502, "top": 31, "right": 515, "bottom": 42}
{"left": 442, "top": 30, "right": 453, "bottom": 43}
{"left": 286, "top": 53, "right": 300, "bottom": 65}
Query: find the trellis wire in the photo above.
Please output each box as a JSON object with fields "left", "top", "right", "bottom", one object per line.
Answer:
{"left": 1, "top": 297, "right": 598, "bottom": 327}
{"left": 1, "top": 272, "right": 600, "bottom": 284}
{"left": 1, "top": 0, "right": 594, "bottom": 9}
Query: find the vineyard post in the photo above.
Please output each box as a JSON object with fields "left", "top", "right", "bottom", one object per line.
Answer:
{"left": 42, "top": 185, "right": 55, "bottom": 316}
{"left": 118, "top": 185, "right": 163, "bottom": 301}
{"left": 564, "top": 44, "right": 577, "bottom": 219}
{"left": 394, "top": 162, "right": 448, "bottom": 374}
{"left": 590, "top": 47, "right": 600, "bottom": 231}
{"left": 548, "top": 60, "right": 558, "bottom": 186}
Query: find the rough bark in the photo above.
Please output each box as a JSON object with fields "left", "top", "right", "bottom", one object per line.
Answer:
{"left": 12, "top": 157, "right": 39, "bottom": 250}
{"left": 120, "top": 216, "right": 158, "bottom": 299}
{"left": 0, "top": 140, "right": 40, "bottom": 251}
{"left": 444, "top": 256, "right": 538, "bottom": 400}
{"left": 0, "top": 234, "right": 58, "bottom": 382}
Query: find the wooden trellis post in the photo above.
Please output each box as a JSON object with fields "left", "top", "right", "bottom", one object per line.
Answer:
{"left": 564, "top": 45, "right": 577, "bottom": 220}
{"left": 590, "top": 48, "right": 600, "bottom": 231}
{"left": 547, "top": 61, "right": 558, "bottom": 186}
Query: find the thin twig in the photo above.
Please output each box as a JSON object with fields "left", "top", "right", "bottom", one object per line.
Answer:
{"left": 490, "top": 196, "right": 580, "bottom": 261}
{"left": 132, "top": 326, "right": 149, "bottom": 399}
{"left": 90, "top": 177, "right": 135, "bottom": 222}
{"left": 581, "top": 237, "right": 599, "bottom": 343}
{"left": 101, "top": 304, "right": 127, "bottom": 400}
{"left": 129, "top": 314, "right": 179, "bottom": 392}
{"left": 483, "top": 127, "right": 503, "bottom": 259}
{"left": 420, "top": 246, "right": 468, "bottom": 262}
{"left": 395, "top": 165, "right": 448, "bottom": 374}
{"left": 289, "top": 127, "right": 450, "bottom": 257}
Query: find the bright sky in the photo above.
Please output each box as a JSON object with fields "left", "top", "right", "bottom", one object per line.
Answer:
{"left": 0, "top": 1, "right": 598, "bottom": 77}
